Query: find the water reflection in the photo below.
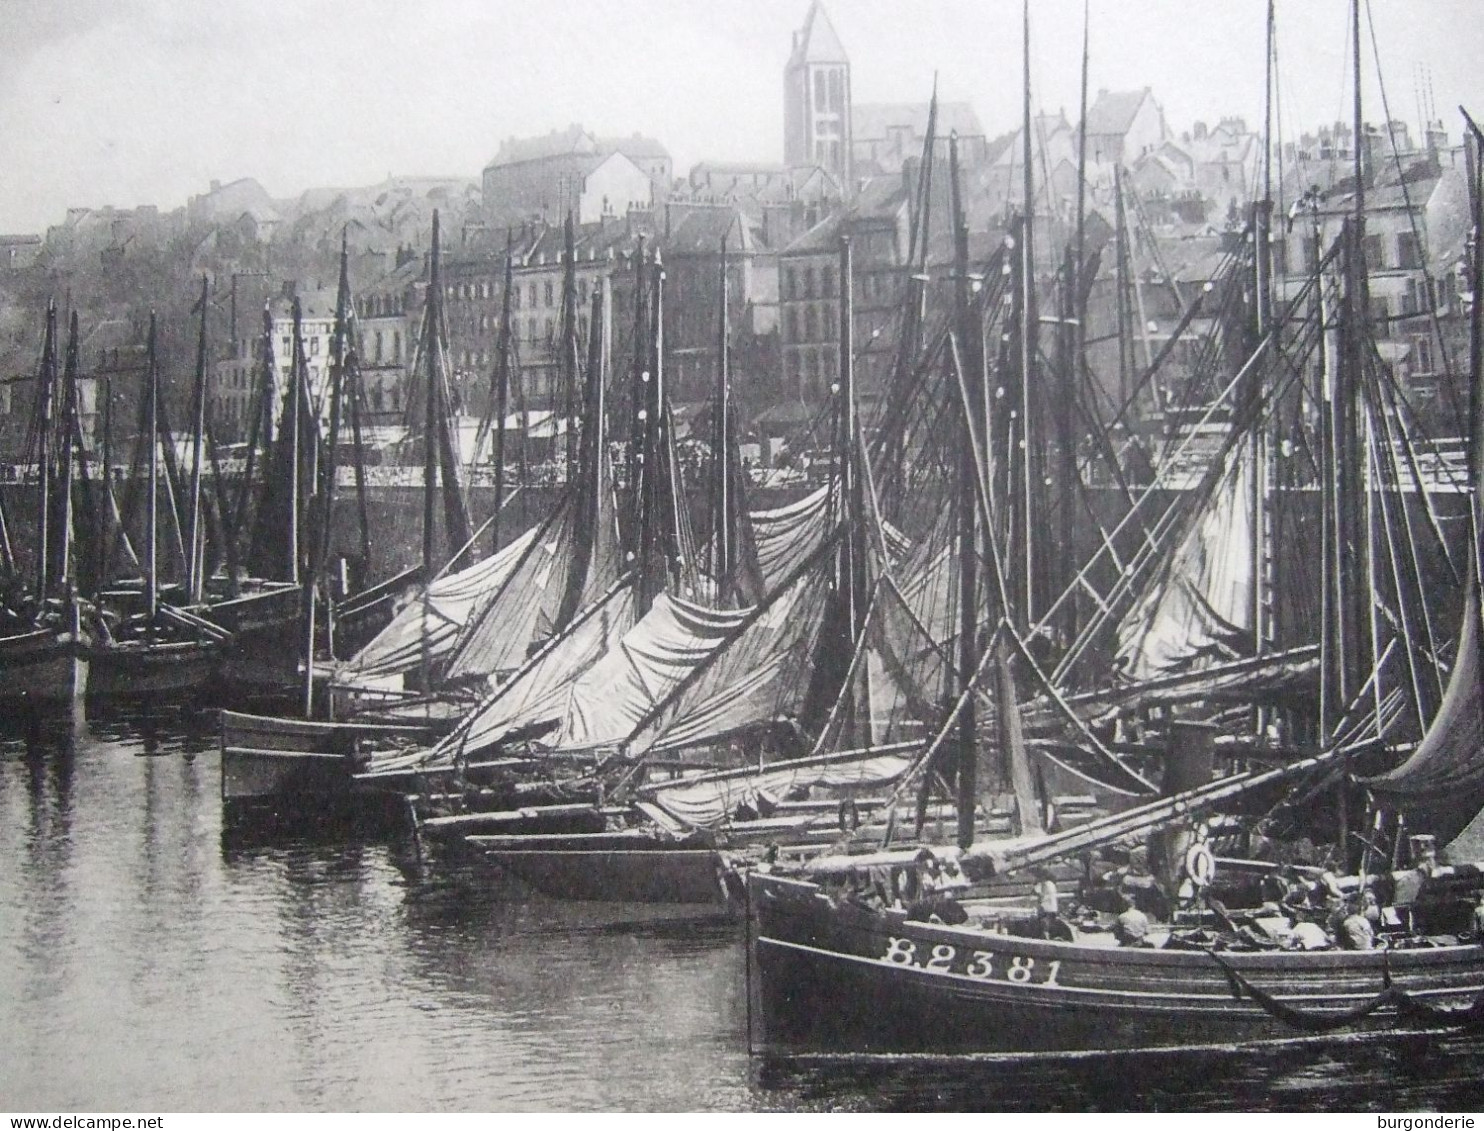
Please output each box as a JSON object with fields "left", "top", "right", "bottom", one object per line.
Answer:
{"left": 1, "top": 711, "right": 1482, "bottom": 1111}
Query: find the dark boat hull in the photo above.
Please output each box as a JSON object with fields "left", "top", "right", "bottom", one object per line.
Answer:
{"left": 0, "top": 627, "right": 89, "bottom": 705}
{"left": 219, "top": 709, "right": 427, "bottom": 820}
{"left": 470, "top": 832, "right": 731, "bottom": 904}
{"left": 748, "top": 873, "right": 1484, "bottom": 1056}
{"left": 88, "top": 638, "right": 222, "bottom": 697}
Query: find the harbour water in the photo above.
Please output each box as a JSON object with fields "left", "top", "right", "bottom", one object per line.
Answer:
{"left": 3, "top": 704, "right": 1484, "bottom": 1113}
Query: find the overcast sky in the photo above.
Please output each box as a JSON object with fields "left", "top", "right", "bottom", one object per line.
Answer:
{"left": 2, "top": 0, "right": 1481, "bottom": 234}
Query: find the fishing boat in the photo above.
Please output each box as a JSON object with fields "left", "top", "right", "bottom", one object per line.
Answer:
{"left": 0, "top": 301, "right": 92, "bottom": 712}
{"left": 87, "top": 313, "right": 225, "bottom": 698}
{"left": 746, "top": 4, "right": 1484, "bottom": 1057}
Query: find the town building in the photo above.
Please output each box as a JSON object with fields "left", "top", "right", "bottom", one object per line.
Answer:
{"left": 783, "top": 2, "right": 852, "bottom": 187}
{"left": 0, "top": 235, "right": 42, "bottom": 272}
{"left": 481, "top": 126, "right": 668, "bottom": 227}
{"left": 851, "top": 101, "right": 989, "bottom": 176}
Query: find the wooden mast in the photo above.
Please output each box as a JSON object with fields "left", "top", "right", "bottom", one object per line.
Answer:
{"left": 145, "top": 312, "right": 160, "bottom": 626}
{"left": 561, "top": 212, "right": 580, "bottom": 484}
{"left": 712, "top": 233, "right": 733, "bottom": 599}
{"left": 288, "top": 296, "right": 304, "bottom": 586}
{"left": 422, "top": 211, "right": 442, "bottom": 578}
{"left": 187, "top": 274, "right": 210, "bottom": 604}
{"left": 490, "top": 232, "right": 514, "bottom": 555}
{"left": 35, "top": 302, "right": 57, "bottom": 602}
{"left": 950, "top": 133, "right": 979, "bottom": 851}
{"left": 1016, "top": 0, "right": 1038, "bottom": 630}
{"left": 59, "top": 312, "right": 80, "bottom": 596}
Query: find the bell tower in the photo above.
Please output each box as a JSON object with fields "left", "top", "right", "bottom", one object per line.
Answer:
{"left": 784, "top": 2, "right": 851, "bottom": 186}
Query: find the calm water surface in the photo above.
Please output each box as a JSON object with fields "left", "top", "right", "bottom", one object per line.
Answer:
{"left": 2, "top": 705, "right": 1483, "bottom": 1112}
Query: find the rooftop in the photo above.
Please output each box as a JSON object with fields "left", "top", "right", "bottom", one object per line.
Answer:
{"left": 788, "top": 1, "right": 848, "bottom": 68}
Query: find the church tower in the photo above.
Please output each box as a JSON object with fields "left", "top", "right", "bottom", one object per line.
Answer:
{"left": 784, "top": 2, "right": 851, "bottom": 187}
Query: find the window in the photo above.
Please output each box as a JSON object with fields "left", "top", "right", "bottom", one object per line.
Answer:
{"left": 787, "top": 267, "right": 798, "bottom": 299}
{"left": 805, "top": 267, "right": 816, "bottom": 299}
{"left": 374, "top": 331, "right": 383, "bottom": 362}
{"left": 513, "top": 286, "right": 522, "bottom": 311}
{"left": 545, "top": 281, "right": 555, "bottom": 307}
{"left": 544, "top": 318, "right": 554, "bottom": 343}
{"left": 578, "top": 280, "right": 589, "bottom": 306}
{"left": 392, "top": 331, "right": 401, "bottom": 362}
{"left": 814, "top": 71, "right": 827, "bottom": 112}
{"left": 805, "top": 305, "right": 817, "bottom": 339}
{"left": 829, "top": 69, "right": 843, "bottom": 112}
{"left": 1412, "top": 333, "right": 1436, "bottom": 375}
{"left": 787, "top": 308, "right": 800, "bottom": 339}
{"left": 310, "top": 336, "right": 320, "bottom": 356}
{"left": 1397, "top": 230, "right": 1423, "bottom": 271}
{"left": 1364, "top": 233, "right": 1385, "bottom": 270}
{"left": 822, "top": 265, "right": 835, "bottom": 298}
{"left": 528, "top": 283, "right": 537, "bottom": 308}
{"left": 281, "top": 335, "right": 292, "bottom": 356}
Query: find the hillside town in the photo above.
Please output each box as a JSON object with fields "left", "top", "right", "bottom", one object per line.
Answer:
{"left": 0, "top": 1, "right": 1472, "bottom": 470}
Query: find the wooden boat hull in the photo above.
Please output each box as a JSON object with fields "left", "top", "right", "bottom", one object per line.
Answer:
{"left": 747, "top": 872, "right": 1484, "bottom": 1056}
{"left": 219, "top": 709, "right": 428, "bottom": 817}
{"left": 0, "top": 627, "right": 89, "bottom": 704}
{"left": 470, "top": 832, "right": 732, "bottom": 904}
{"left": 88, "top": 638, "right": 222, "bottom": 698}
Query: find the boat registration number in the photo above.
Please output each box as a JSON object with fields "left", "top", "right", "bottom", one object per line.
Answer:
{"left": 879, "top": 936, "right": 1061, "bottom": 986}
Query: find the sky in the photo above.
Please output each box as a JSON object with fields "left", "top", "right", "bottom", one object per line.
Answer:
{"left": 1, "top": 0, "right": 1482, "bottom": 234}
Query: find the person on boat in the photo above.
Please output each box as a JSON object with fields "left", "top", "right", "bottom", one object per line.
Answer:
{"left": 1471, "top": 891, "right": 1484, "bottom": 939}
{"left": 1113, "top": 895, "right": 1152, "bottom": 948}
{"left": 1338, "top": 899, "right": 1376, "bottom": 950}
{"left": 1288, "top": 919, "right": 1331, "bottom": 950}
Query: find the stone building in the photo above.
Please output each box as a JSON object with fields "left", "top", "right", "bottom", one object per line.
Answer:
{"left": 482, "top": 126, "right": 667, "bottom": 226}
{"left": 784, "top": 2, "right": 851, "bottom": 187}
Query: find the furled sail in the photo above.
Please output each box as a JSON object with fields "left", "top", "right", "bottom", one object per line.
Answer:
{"left": 643, "top": 744, "right": 918, "bottom": 830}
{"left": 1115, "top": 451, "right": 1254, "bottom": 681}
{"left": 1366, "top": 585, "right": 1484, "bottom": 847}
{"left": 333, "top": 525, "right": 538, "bottom": 683}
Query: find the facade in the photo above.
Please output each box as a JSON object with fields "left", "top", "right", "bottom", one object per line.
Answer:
{"left": 1084, "top": 88, "right": 1169, "bottom": 168}
{"left": 778, "top": 179, "right": 908, "bottom": 403}
{"left": 211, "top": 287, "right": 341, "bottom": 440}
{"left": 0, "top": 235, "right": 42, "bottom": 271}
{"left": 1278, "top": 143, "right": 1470, "bottom": 423}
{"left": 851, "top": 101, "right": 989, "bottom": 175}
{"left": 784, "top": 2, "right": 851, "bottom": 187}
{"left": 482, "top": 126, "right": 665, "bottom": 226}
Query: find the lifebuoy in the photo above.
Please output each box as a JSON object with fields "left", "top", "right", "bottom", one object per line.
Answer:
{"left": 1183, "top": 842, "right": 1216, "bottom": 889}
{"left": 838, "top": 797, "right": 861, "bottom": 832}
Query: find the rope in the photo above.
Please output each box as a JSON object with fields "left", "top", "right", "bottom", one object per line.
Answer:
{"left": 1204, "top": 945, "right": 1484, "bottom": 1034}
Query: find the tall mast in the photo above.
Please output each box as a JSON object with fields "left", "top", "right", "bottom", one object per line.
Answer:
{"left": 288, "top": 296, "right": 304, "bottom": 586}
{"left": 59, "top": 312, "right": 80, "bottom": 593}
{"left": 145, "top": 312, "right": 159, "bottom": 624}
{"left": 35, "top": 301, "right": 57, "bottom": 600}
{"left": 187, "top": 274, "right": 210, "bottom": 603}
{"left": 1250, "top": 0, "right": 1278, "bottom": 681}
{"left": 1017, "top": 0, "right": 1038, "bottom": 629}
{"left": 423, "top": 211, "right": 442, "bottom": 576}
{"left": 490, "top": 232, "right": 515, "bottom": 555}
{"left": 562, "top": 212, "right": 580, "bottom": 483}
{"left": 712, "top": 234, "right": 733, "bottom": 596}
{"left": 950, "top": 134, "right": 978, "bottom": 851}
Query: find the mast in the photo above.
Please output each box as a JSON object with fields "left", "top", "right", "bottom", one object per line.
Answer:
{"left": 145, "top": 312, "right": 160, "bottom": 625}
{"left": 1017, "top": 0, "right": 1038, "bottom": 629}
{"left": 187, "top": 274, "right": 210, "bottom": 603}
{"left": 35, "top": 302, "right": 57, "bottom": 601}
{"left": 951, "top": 134, "right": 979, "bottom": 851}
{"left": 423, "top": 212, "right": 441, "bottom": 576}
{"left": 59, "top": 312, "right": 80, "bottom": 594}
{"left": 712, "top": 234, "right": 733, "bottom": 599}
{"left": 561, "top": 212, "right": 580, "bottom": 484}
{"left": 288, "top": 296, "right": 304, "bottom": 586}
{"left": 490, "top": 233, "right": 515, "bottom": 555}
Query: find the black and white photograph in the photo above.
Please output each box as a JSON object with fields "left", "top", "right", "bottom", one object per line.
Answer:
{"left": 3, "top": 0, "right": 1484, "bottom": 1114}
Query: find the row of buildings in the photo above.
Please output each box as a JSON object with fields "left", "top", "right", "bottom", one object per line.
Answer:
{"left": 3, "top": 1, "right": 1472, "bottom": 459}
